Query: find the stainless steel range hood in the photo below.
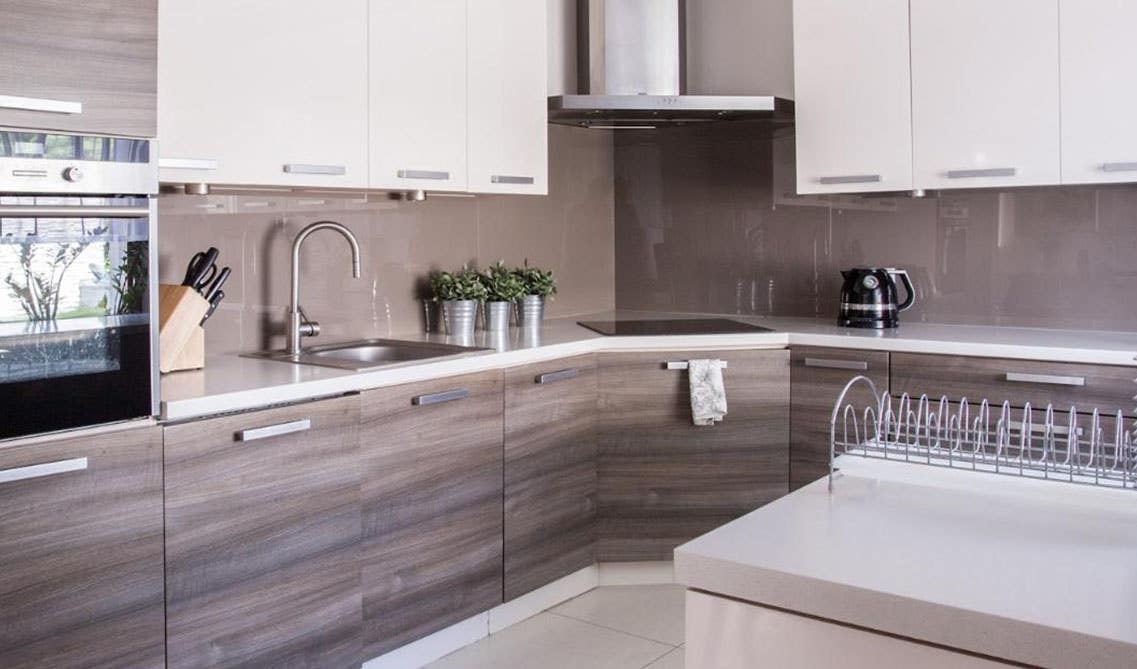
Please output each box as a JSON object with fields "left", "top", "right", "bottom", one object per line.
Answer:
{"left": 548, "top": 0, "right": 793, "bottom": 128}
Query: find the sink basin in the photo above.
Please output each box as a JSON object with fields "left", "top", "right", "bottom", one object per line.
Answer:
{"left": 244, "top": 339, "right": 490, "bottom": 371}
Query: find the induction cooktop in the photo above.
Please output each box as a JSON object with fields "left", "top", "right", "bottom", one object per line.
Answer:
{"left": 577, "top": 318, "right": 774, "bottom": 336}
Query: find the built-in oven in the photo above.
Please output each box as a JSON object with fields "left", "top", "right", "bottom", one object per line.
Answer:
{"left": 0, "top": 129, "right": 157, "bottom": 440}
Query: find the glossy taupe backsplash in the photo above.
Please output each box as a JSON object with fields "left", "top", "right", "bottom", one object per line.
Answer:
{"left": 158, "top": 126, "right": 614, "bottom": 355}
{"left": 615, "top": 123, "right": 1137, "bottom": 332}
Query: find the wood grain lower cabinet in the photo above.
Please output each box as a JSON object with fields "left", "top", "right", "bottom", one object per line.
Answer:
{"left": 0, "top": 424, "right": 164, "bottom": 669}
{"left": 164, "top": 396, "right": 362, "bottom": 669}
{"left": 504, "top": 355, "right": 597, "bottom": 601}
{"left": 361, "top": 371, "right": 504, "bottom": 658}
{"left": 597, "top": 349, "right": 790, "bottom": 561}
{"left": 790, "top": 347, "right": 889, "bottom": 490}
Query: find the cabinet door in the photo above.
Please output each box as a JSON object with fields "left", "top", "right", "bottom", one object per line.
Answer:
{"left": 504, "top": 356, "right": 596, "bottom": 601}
{"left": 1060, "top": 0, "right": 1137, "bottom": 184}
{"left": 158, "top": 0, "right": 368, "bottom": 188}
{"left": 0, "top": 0, "right": 156, "bottom": 137}
{"left": 164, "top": 396, "right": 362, "bottom": 669}
{"left": 467, "top": 0, "right": 548, "bottom": 195}
{"left": 369, "top": 0, "right": 468, "bottom": 192}
{"left": 792, "top": 0, "right": 912, "bottom": 194}
{"left": 911, "top": 0, "right": 1060, "bottom": 189}
{"left": 0, "top": 425, "right": 164, "bottom": 669}
{"left": 361, "top": 371, "right": 503, "bottom": 658}
{"left": 789, "top": 347, "right": 889, "bottom": 491}
{"left": 597, "top": 349, "right": 789, "bottom": 562}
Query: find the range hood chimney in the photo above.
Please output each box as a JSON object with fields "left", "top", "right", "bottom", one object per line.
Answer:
{"left": 549, "top": 0, "right": 793, "bottom": 128}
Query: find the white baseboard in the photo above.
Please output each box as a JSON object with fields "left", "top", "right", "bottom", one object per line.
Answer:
{"left": 597, "top": 561, "right": 676, "bottom": 586}
{"left": 361, "top": 611, "right": 489, "bottom": 669}
{"left": 489, "top": 564, "right": 599, "bottom": 633}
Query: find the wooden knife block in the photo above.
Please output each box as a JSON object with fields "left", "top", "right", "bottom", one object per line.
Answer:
{"left": 159, "top": 284, "right": 208, "bottom": 373}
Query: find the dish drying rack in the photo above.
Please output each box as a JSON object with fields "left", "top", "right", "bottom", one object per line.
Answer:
{"left": 829, "top": 376, "right": 1137, "bottom": 491}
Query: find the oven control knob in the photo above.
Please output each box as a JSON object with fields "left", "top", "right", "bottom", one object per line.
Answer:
{"left": 62, "top": 166, "right": 83, "bottom": 183}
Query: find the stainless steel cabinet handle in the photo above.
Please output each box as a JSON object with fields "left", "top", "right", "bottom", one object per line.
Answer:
{"left": 283, "top": 163, "right": 347, "bottom": 176}
{"left": 397, "top": 169, "right": 450, "bottom": 181}
{"left": 412, "top": 389, "right": 469, "bottom": 406}
{"left": 0, "top": 94, "right": 82, "bottom": 115}
{"left": 0, "top": 205, "right": 151, "bottom": 218}
{"left": 159, "top": 158, "right": 218, "bottom": 171}
{"left": 947, "top": 167, "right": 1016, "bottom": 179}
{"left": 803, "top": 357, "right": 868, "bottom": 371}
{"left": 1102, "top": 162, "right": 1137, "bottom": 173}
{"left": 491, "top": 175, "right": 535, "bottom": 185}
{"left": 236, "top": 419, "right": 311, "bottom": 442}
{"left": 818, "top": 174, "right": 881, "bottom": 185}
{"left": 1004, "top": 372, "right": 1086, "bottom": 387}
{"left": 536, "top": 368, "right": 579, "bottom": 384}
{"left": 0, "top": 457, "right": 87, "bottom": 484}
{"left": 665, "top": 361, "right": 729, "bottom": 370}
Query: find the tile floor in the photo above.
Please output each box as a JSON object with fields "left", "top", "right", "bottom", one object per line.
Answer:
{"left": 426, "top": 585, "right": 686, "bottom": 669}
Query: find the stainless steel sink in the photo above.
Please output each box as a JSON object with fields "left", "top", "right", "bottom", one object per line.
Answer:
{"left": 244, "top": 338, "right": 490, "bottom": 371}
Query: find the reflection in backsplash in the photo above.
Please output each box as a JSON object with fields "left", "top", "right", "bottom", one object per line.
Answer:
{"left": 158, "top": 126, "right": 615, "bottom": 355}
{"left": 615, "top": 122, "right": 1137, "bottom": 332}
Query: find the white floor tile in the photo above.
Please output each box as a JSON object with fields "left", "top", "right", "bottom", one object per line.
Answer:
{"left": 644, "top": 647, "right": 684, "bottom": 669}
{"left": 551, "top": 584, "right": 686, "bottom": 646}
{"left": 424, "top": 612, "right": 673, "bottom": 669}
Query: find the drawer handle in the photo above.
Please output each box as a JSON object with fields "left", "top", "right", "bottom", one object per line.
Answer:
{"left": 1004, "top": 372, "right": 1086, "bottom": 387}
{"left": 491, "top": 175, "right": 535, "bottom": 185}
{"left": 1102, "top": 162, "right": 1137, "bottom": 173}
{"left": 0, "top": 457, "right": 87, "bottom": 484}
{"left": 665, "top": 361, "right": 729, "bottom": 370}
{"left": 818, "top": 174, "right": 881, "bottom": 185}
{"left": 159, "top": 158, "right": 219, "bottom": 171}
{"left": 947, "top": 167, "right": 1016, "bottom": 179}
{"left": 397, "top": 169, "right": 450, "bottom": 181}
{"left": 236, "top": 419, "right": 311, "bottom": 442}
{"left": 412, "top": 389, "right": 469, "bottom": 406}
{"left": 0, "top": 94, "right": 82, "bottom": 115}
{"left": 804, "top": 357, "right": 868, "bottom": 371}
{"left": 536, "top": 368, "right": 579, "bottom": 384}
{"left": 283, "top": 163, "right": 346, "bottom": 176}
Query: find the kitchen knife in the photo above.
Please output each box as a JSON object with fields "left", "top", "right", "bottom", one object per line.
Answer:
{"left": 200, "top": 289, "right": 224, "bottom": 325}
{"left": 203, "top": 266, "right": 231, "bottom": 302}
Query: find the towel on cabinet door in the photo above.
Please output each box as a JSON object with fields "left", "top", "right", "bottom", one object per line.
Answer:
{"left": 688, "top": 359, "right": 727, "bottom": 426}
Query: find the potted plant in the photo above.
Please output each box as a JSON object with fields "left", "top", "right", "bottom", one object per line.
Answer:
{"left": 513, "top": 261, "right": 557, "bottom": 327}
{"left": 479, "top": 261, "right": 526, "bottom": 331}
{"left": 431, "top": 267, "right": 487, "bottom": 339}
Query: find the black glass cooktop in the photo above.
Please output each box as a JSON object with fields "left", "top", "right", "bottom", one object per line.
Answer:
{"left": 577, "top": 318, "right": 774, "bottom": 336}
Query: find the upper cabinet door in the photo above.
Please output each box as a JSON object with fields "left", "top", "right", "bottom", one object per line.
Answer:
{"left": 792, "top": 0, "right": 912, "bottom": 194}
{"left": 158, "top": 0, "right": 368, "bottom": 188}
{"left": 911, "top": 0, "right": 1060, "bottom": 190}
{"left": 369, "top": 0, "right": 468, "bottom": 192}
{"left": 0, "top": 0, "right": 157, "bottom": 137}
{"left": 1060, "top": 0, "right": 1137, "bottom": 184}
{"left": 467, "top": 0, "right": 548, "bottom": 195}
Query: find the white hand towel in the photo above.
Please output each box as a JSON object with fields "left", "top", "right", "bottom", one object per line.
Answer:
{"left": 688, "top": 359, "right": 727, "bottom": 426}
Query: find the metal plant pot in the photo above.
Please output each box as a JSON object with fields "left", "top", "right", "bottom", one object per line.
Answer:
{"left": 483, "top": 301, "right": 512, "bottom": 331}
{"left": 515, "top": 295, "right": 546, "bottom": 328}
{"left": 441, "top": 299, "right": 478, "bottom": 339}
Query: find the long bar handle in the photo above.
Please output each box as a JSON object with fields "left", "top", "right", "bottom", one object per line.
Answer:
{"left": 398, "top": 169, "right": 450, "bottom": 181}
{"left": 1004, "top": 372, "right": 1086, "bottom": 387}
{"left": 412, "top": 389, "right": 469, "bottom": 406}
{"left": 159, "top": 158, "right": 218, "bottom": 171}
{"left": 947, "top": 167, "right": 1016, "bottom": 179}
{"left": 536, "top": 368, "right": 579, "bottom": 384}
{"left": 665, "top": 361, "right": 728, "bottom": 370}
{"left": 0, "top": 457, "right": 88, "bottom": 484}
{"left": 1102, "top": 162, "right": 1137, "bottom": 173}
{"left": 0, "top": 94, "right": 82, "bottom": 115}
{"left": 804, "top": 357, "right": 868, "bottom": 371}
{"left": 0, "top": 205, "right": 151, "bottom": 218}
{"left": 236, "top": 418, "right": 311, "bottom": 442}
{"left": 818, "top": 174, "right": 881, "bottom": 185}
{"left": 283, "top": 163, "right": 347, "bottom": 176}
{"left": 491, "top": 175, "right": 535, "bottom": 185}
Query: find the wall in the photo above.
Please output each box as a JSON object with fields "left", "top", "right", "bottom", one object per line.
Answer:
{"left": 614, "top": 123, "right": 1137, "bottom": 332}
{"left": 158, "top": 125, "right": 614, "bottom": 355}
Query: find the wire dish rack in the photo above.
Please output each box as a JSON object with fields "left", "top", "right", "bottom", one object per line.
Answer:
{"left": 829, "top": 376, "right": 1137, "bottom": 491}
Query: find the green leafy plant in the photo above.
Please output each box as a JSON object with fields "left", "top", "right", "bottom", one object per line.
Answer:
{"left": 430, "top": 266, "right": 488, "bottom": 302}
{"left": 514, "top": 261, "right": 557, "bottom": 298}
{"left": 480, "top": 260, "right": 526, "bottom": 302}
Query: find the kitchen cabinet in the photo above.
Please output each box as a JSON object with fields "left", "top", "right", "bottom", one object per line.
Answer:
{"left": 1060, "top": 0, "right": 1137, "bottom": 184}
{"left": 910, "top": 0, "right": 1060, "bottom": 190}
{"left": 790, "top": 347, "right": 889, "bottom": 491}
{"left": 0, "top": 0, "right": 157, "bottom": 137}
{"left": 361, "top": 371, "right": 503, "bottom": 657}
{"left": 467, "top": 0, "right": 549, "bottom": 195}
{"left": 164, "top": 396, "right": 362, "bottom": 669}
{"left": 792, "top": 0, "right": 912, "bottom": 194}
{"left": 158, "top": 0, "right": 368, "bottom": 188}
{"left": 596, "top": 349, "right": 790, "bottom": 561}
{"left": 504, "top": 356, "right": 597, "bottom": 601}
{"left": 369, "top": 0, "right": 468, "bottom": 192}
{"left": 0, "top": 424, "right": 164, "bottom": 669}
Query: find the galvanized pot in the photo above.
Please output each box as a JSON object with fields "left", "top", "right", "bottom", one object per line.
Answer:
{"left": 441, "top": 299, "right": 478, "bottom": 339}
{"left": 483, "top": 301, "right": 512, "bottom": 331}
{"left": 515, "top": 295, "right": 545, "bottom": 328}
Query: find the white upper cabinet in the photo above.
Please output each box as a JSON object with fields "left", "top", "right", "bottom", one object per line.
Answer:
{"left": 369, "top": 0, "right": 468, "bottom": 192}
{"left": 467, "top": 0, "right": 548, "bottom": 195}
{"left": 158, "top": 1, "right": 368, "bottom": 189}
{"left": 910, "top": 0, "right": 1060, "bottom": 190}
{"left": 1060, "top": 0, "right": 1137, "bottom": 184}
{"left": 792, "top": 0, "right": 912, "bottom": 194}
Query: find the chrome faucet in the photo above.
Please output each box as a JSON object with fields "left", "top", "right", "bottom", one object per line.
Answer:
{"left": 288, "top": 221, "right": 362, "bottom": 355}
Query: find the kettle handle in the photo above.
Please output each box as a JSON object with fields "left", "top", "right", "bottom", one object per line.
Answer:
{"left": 889, "top": 269, "right": 916, "bottom": 311}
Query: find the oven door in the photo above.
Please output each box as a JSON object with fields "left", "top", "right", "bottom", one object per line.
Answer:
{"left": 0, "top": 196, "right": 156, "bottom": 440}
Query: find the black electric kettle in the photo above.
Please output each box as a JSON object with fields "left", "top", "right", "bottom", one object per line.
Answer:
{"left": 838, "top": 268, "right": 915, "bottom": 329}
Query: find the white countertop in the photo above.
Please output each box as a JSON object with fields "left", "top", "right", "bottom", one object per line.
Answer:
{"left": 675, "top": 458, "right": 1137, "bottom": 669}
{"left": 161, "top": 312, "right": 1137, "bottom": 421}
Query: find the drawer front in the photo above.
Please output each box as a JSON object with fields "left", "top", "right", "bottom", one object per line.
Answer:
{"left": 790, "top": 347, "right": 889, "bottom": 490}
{"left": 504, "top": 355, "right": 597, "bottom": 601}
{"left": 891, "top": 353, "right": 1135, "bottom": 415}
